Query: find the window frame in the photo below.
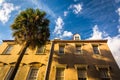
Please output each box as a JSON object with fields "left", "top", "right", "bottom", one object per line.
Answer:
{"left": 56, "top": 68, "right": 65, "bottom": 80}
{"left": 36, "top": 46, "right": 45, "bottom": 55}
{"left": 92, "top": 44, "right": 100, "bottom": 55}
{"left": 27, "top": 67, "right": 39, "bottom": 80}
{"left": 55, "top": 64, "right": 66, "bottom": 80}
{"left": 95, "top": 65, "right": 111, "bottom": 80}
{"left": 2, "top": 44, "right": 13, "bottom": 55}
{"left": 4, "top": 66, "right": 14, "bottom": 80}
{"left": 75, "top": 64, "right": 88, "bottom": 80}
{"left": 59, "top": 44, "right": 65, "bottom": 54}
{"left": 75, "top": 36, "right": 80, "bottom": 40}
{"left": 75, "top": 44, "right": 83, "bottom": 54}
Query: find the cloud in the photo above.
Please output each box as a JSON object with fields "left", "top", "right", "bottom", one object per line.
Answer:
{"left": 106, "top": 35, "right": 120, "bottom": 67}
{"left": 0, "top": 0, "right": 4, "bottom": 4}
{"left": 116, "top": 8, "right": 120, "bottom": 16}
{"left": 69, "top": 3, "right": 82, "bottom": 14}
{"left": 0, "top": 2, "right": 20, "bottom": 24}
{"left": 115, "top": 0, "right": 120, "bottom": 3}
{"left": 88, "top": 25, "right": 120, "bottom": 68}
{"left": 30, "top": 0, "right": 56, "bottom": 18}
{"left": 54, "top": 16, "right": 64, "bottom": 35}
{"left": 117, "top": 25, "right": 120, "bottom": 33}
{"left": 64, "top": 11, "right": 68, "bottom": 16}
{"left": 61, "top": 31, "right": 73, "bottom": 38}
{"left": 88, "top": 25, "right": 103, "bottom": 39}
{"left": 53, "top": 16, "right": 73, "bottom": 39}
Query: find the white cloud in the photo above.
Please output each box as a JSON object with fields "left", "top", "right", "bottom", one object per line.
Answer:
{"left": 106, "top": 35, "right": 120, "bottom": 67}
{"left": 116, "top": 8, "right": 120, "bottom": 22}
{"left": 69, "top": 3, "right": 82, "bottom": 14}
{"left": 64, "top": 11, "right": 68, "bottom": 16}
{"left": 0, "top": 40, "right": 2, "bottom": 44}
{"left": 54, "top": 16, "right": 64, "bottom": 35}
{"left": 88, "top": 25, "right": 103, "bottom": 39}
{"left": 116, "top": 8, "right": 120, "bottom": 16}
{"left": 0, "top": 2, "right": 20, "bottom": 24}
{"left": 61, "top": 31, "right": 73, "bottom": 38}
{"left": 88, "top": 25, "right": 120, "bottom": 68}
{"left": 0, "top": 0, "right": 4, "bottom": 4}
{"left": 53, "top": 16, "right": 73, "bottom": 39}
{"left": 117, "top": 25, "right": 120, "bottom": 33}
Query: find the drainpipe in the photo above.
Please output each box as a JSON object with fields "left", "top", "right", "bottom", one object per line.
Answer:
{"left": 44, "top": 40, "right": 54, "bottom": 80}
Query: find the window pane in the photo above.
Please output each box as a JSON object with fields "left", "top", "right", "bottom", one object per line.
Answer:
{"left": 4, "top": 45, "right": 13, "bottom": 54}
{"left": 56, "top": 68, "right": 64, "bottom": 80}
{"left": 25, "top": 48, "right": 29, "bottom": 54}
{"left": 99, "top": 68, "right": 110, "bottom": 79}
{"left": 36, "top": 46, "right": 44, "bottom": 54}
{"left": 76, "top": 45, "right": 82, "bottom": 54}
{"left": 93, "top": 45, "right": 99, "bottom": 54}
{"left": 59, "top": 46, "right": 64, "bottom": 54}
{"left": 5, "top": 67, "right": 14, "bottom": 80}
{"left": 77, "top": 68, "right": 87, "bottom": 79}
{"left": 28, "top": 68, "right": 39, "bottom": 80}
{"left": 75, "top": 36, "right": 79, "bottom": 40}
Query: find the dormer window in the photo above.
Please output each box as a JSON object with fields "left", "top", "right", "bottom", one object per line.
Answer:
{"left": 75, "top": 36, "right": 80, "bottom": 40}
{"left": 73, "top": 34, "right": 81, "bottom": 40}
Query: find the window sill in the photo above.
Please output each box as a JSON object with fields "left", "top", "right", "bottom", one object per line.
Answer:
{"left": 35, "top": 53, "right": 46, "bottom": 55}
{"left": 1, "top": 54, "right": 11, "bottom": 55}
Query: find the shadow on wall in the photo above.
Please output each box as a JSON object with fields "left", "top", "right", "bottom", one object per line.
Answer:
{"left": 53, "top": 43, "right": 117, "bottom": 68}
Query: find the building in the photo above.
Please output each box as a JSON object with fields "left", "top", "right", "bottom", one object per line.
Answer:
{"left": 0, "top": 34, "right": 120, "bottom": 80}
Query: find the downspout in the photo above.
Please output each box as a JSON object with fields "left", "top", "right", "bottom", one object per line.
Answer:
{"left": 44, "top": 40, "right": 54, "bottom": 80}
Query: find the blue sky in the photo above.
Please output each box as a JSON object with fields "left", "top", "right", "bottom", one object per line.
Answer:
{"left": 0, "top": 0, "right": 120, "bottom": 67}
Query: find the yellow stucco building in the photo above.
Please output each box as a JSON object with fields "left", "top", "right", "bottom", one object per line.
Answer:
{"left": 0, "top": 34, "right": 120, "bottom": 80}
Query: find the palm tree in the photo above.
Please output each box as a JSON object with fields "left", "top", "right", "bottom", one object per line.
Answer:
{"left": 10, "top": 8, "right": 50, "bottom": 80}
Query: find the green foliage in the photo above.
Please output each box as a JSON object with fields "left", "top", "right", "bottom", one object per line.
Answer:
{"left": 11, "top": 8, "right": 50, "bottom": 49}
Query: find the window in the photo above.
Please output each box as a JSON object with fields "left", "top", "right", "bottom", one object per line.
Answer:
{"left": 99, "top": 68, "right": 111, "bottom": 80}
{"left": 76, "top": 45, "right": 82, "bottom": 54}
{"left": 56, "top": 68, "right": 64, "bottom": 80}
{"left": 36, "top": 46, "right": 45, "bottom": 54}
{"left": 25, "top": 48, "right": 29, "bottom": 54}
{"left": 3, "top": 45, "right": 13, "bottom": 54}
{"left": 5, "top": 67, "right": 14, "bottom": 80}
{"left": 75, "top": 36, "right": 80, "bottom": 40}
{"left": 92, "top": 45, "right": 99, "bottom": 54}
{"left": 77, "top": 68, "right": 87, "bottom": 80}
{"left": 59, "top": 45, "right": 65, "bottom": 54}
{"left": 27, "top": 67, "right": 39, "bottom": 80}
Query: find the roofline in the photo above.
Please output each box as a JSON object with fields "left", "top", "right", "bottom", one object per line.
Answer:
{"left": 2, "top": 40, "right": 14, "bottom": 42}
{"left": 2, "top": 39, "right": 108, "bottom": 43}
{"left": 53, "top": 39, "right": 108, "bottom": 43}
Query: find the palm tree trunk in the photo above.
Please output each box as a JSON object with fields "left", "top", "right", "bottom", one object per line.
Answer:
{"left": 9, "top": 42, "right": 30, "bottom": 80}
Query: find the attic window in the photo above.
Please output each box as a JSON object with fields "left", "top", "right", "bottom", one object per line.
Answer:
{"left": 75, "top": 36, "right": 80, "bottom": 40}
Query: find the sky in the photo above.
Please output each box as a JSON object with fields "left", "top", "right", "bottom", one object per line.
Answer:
{"left": 0, "top": 0, "right": 120, "bottom": 67}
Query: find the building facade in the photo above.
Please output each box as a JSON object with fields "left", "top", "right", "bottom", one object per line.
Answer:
{"left": 0, "top": 34, "right": 120, "bottom": 80}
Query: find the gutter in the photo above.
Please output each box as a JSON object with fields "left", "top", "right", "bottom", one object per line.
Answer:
{"left": 44, "top": 40, "right": 54, "bottom": 80}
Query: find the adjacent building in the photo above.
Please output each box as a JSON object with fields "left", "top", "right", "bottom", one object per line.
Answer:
{"left": 0, "top": 34, "right": 120, "bottom": 80}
